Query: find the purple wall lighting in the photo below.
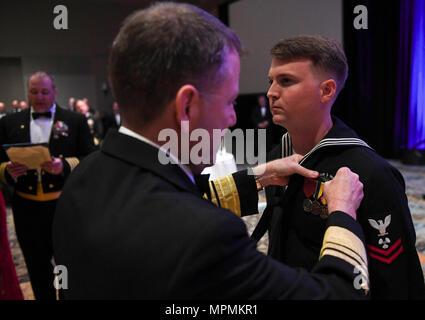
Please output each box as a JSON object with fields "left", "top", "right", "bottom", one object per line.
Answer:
{"left": 408, "top": 0, "right": 425, "bottom": 150}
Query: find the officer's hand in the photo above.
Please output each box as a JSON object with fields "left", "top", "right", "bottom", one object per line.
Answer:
{"left": 41, "top": 156, "right": 63, "bottom": 175}
{"left": 5, "top": 161, "right": 28, "bottom": 178}
{"left": 253, "top": 154, "right": 319, "bottom": 187}
{"left": 323, "top": 167, "right": 363, "bottom": 220}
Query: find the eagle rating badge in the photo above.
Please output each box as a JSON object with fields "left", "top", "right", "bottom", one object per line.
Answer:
{"left": 367, "top": 214, "right": 403, "bottom": 264}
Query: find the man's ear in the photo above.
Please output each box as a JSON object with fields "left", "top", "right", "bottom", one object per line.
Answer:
{"left": 320, "top": 79, "right": 337, "bottom": 103}
{"left": 175, "top": 85, "right": 201, "bottom": 125}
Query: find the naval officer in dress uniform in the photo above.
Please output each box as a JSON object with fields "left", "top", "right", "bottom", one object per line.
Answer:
{"left": 53, "top": 3, "right": 370, "bottom": 299}
{"left": 0, "top": 71, "right": 95, "bottom": 300}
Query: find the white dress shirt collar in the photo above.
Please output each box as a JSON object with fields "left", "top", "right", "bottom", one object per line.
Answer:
{"left": 30, "top": 103, "right": 56, "bottom": 144}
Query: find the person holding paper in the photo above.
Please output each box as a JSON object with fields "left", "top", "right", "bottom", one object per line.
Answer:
{"left": 0, "top": 71, "right": 95, "bottom": 300}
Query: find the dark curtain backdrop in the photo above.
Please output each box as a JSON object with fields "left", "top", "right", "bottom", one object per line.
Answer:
{"left": 394, "top": 0, "right": 414, "bottom": 154}
{"left": 333, "top": 0, "right": 402, "bottom": 158}
{"left": 220, "top": 0, "right": 413, "bottom": 159}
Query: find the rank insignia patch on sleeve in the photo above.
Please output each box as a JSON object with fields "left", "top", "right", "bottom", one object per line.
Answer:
{"left": 368, "top": 215, "right": 391, "bottom": 237}
{"left": 367, "top": 214, "right": 403, "bottom": 264}
{"left": 367, "top": 237, "right": 403, "bottom": 264}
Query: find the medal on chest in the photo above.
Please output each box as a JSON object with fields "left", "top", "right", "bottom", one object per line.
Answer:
{"left": 302, "top": 173, "right": 334, "bottom": 219}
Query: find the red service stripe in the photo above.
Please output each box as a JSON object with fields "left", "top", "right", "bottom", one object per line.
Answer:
{"left": 303, "top": 178, "right": 316, "bottom": 197}
{"left": 368, "top": 245, "right": 403, "bottom": 264}
{"left": 367, "top": 237, "right": 402, "bottom": 256}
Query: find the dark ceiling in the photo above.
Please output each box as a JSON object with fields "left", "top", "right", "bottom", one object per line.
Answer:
{"left": 82, "top": 0, "right": 233, "bottom": 11}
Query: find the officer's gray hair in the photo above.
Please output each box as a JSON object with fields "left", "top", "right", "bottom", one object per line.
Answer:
{"left": 27, "top": 71, "right": 56, "bottom": 89}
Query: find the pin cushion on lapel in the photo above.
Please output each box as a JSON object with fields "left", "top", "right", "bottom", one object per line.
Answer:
{"left": 52, "top": 120, "right": 69, "bottom": 139}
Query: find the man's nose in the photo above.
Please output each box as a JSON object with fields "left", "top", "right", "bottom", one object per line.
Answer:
{"left": 267, "top": 84, "right": 279, "bottom": 102}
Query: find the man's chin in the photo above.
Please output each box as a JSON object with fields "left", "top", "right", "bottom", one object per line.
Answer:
{"left": 272, "top": 115, "right": 287, "bottom": 127}
{"left": 33, "top": 105, "right": 49, "bottom": 112}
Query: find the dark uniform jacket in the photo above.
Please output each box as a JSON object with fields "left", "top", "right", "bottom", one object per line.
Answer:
{"left": 0, "top": 106, "right": 95, "bottom": 196}
{"left": 52, "top": 130, "right": 369, "bottom": 299}
{"left": 204, "top": 116, "right": 424, "bottom": 299}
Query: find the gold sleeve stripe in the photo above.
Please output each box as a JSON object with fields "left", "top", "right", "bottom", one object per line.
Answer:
{"left": 320, "top": 226, "right": 367, "bottom": 265}
{"left": 319, "top": 226, "right": 370, "bottom": 292}
{"left": 65, "top": 157, "right": 80, "bottom": 172}
{"left": 0, "top": 162, "right": 7, "bottom": 184}
{"left": 210, "top": 174, "right": 241, "bottom": 217}
{"left": 324, "top": 241, "right": 367, "bottom": 265}
{"left": 321, "top": 243, "right": 369, "bottom": 279}
{"left": 320, "top": 248, "right": 370, "bottom": 292}
{"left": 320, "top": 248, "right": 365, "bottom": 273}
{"left": 209, "top": 181, "right": 220, "bottom": 207}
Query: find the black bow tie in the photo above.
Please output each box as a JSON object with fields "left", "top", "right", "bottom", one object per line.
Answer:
{"left": 32, "top": 111, "right": 52, "bottom": 120}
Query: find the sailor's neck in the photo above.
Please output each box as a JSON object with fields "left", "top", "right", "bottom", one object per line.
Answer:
{"left": 290, "top": 117, "right": 333, "bottom": 156}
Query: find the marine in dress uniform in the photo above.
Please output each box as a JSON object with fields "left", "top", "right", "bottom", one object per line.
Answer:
{"left": 202, "top": 116, "right": 425, "bottom": 299}
{"left": 0, "top": 72, "right": 95, "bottom": 300}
